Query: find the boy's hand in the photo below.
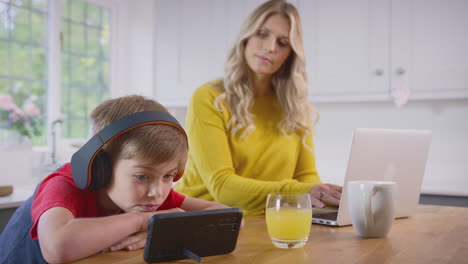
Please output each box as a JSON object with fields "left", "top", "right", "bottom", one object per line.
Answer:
{"left": 108, "top": 231, "right": 146, "bottom": 251}
{"left": 109, "top": 208, "right": 185, "bottom": 252}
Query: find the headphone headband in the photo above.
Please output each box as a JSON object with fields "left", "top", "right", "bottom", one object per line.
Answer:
{"left": 71, "top": 111, "right": 187, "bottom": 190}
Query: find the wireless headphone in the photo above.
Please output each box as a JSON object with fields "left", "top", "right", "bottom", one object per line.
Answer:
{"left": 71, "top": 111, "right": 187, "bottom": 190}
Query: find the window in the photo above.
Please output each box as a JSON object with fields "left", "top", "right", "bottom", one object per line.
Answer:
{"left": 0, "top": 0, "right": 48, "bottom": 145}
{"left": 0, "top": 0, "right": 111, "bottom": 146}
{"left": 60, "top": 0, "right": 110, "bottom": 139}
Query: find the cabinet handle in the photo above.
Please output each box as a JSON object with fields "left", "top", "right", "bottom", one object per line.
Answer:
{"left": 396, "top": 67, "right": 406, "bottom": 75}
{"left": 375, "top": 69, "right": 384, "bottom": 76}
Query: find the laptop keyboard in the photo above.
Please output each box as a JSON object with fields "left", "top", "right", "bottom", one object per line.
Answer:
{"left": 313, "top": 211, "right": 338, "bottom": 221}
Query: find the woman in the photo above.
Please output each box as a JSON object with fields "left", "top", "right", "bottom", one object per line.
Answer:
{"left": 175, "top": 0, "right": 341, "bottom": 214}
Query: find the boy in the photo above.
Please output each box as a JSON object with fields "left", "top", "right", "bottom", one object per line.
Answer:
{"left": 0, "top": 95, "right": 230, "bottom": 263}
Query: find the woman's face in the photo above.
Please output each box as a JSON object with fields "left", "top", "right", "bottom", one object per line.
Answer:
{"left": 244, "top": 14, "right": 292, "bottom": 79}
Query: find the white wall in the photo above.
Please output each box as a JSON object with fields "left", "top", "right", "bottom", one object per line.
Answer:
{"left": 313, "top": 99, "right": 468, "bottom": 196}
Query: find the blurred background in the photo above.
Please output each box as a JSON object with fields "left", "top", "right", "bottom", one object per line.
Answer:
{"left": 0, "top": 0, "right": 467, "bottom": 199}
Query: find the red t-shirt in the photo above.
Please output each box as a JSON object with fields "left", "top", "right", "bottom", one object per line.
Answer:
{"left": 30, "top": 162, "right": 185, "bottom": 239}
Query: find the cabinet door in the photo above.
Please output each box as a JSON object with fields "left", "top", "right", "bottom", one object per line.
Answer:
{"left": 154, "top": 0, "right": 267, "bottom": 107}
{"left": 154, "top": 0, "right": 224, "bottom": 106}
{"left": 392, "top": 0, "right": 468, "bottom": 100}
{"left": 300, "top": 0, "right": 391, "bottom": 102}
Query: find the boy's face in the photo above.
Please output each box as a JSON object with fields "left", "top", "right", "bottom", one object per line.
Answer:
{"left": 103, "top": 157, "right": 179, "bottom": 213}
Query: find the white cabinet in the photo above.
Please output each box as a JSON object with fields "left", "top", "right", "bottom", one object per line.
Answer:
{"left": 302, "top": 0, "right": 468, "bottom": 103}
{"left": 153, "top": 0, "right": 468, "bottom": 105}
{"left": 392, "top": 0, "right": 468, "bottom": 100}
{"left": 154, "top": 0, "right": 266, "bottom": 106}
{"left": 301, "top": 0, "right": 390, "bottom": 102}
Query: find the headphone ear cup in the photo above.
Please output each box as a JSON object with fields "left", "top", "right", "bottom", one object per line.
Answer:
{"left": 173, "top": 168, "right": 184, "bottom": 182}
{"left": 89, "top": 150, "right": 112, "bottom": 190}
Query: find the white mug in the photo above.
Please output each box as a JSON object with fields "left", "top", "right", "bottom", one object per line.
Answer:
{"left": 347, "top": 181, "right": 397, "bottom": 238}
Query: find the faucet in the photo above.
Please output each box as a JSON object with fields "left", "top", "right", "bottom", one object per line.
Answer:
{"left": 50, "top": 118, "right": 63, "bottom": 165}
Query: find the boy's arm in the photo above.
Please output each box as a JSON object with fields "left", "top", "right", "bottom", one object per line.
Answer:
{"left": 37, "top": 206, "right": 175, "bottom": 263}
{"left": 179, "top": 196, "right": 230, "bottom": 211}
{"left": 107, "top": 197, "right": 244, "bottom": 254}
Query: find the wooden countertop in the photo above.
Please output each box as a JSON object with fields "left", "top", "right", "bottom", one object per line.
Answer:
{"left": 72, "top": 205, "right": 468, "bottom": 264}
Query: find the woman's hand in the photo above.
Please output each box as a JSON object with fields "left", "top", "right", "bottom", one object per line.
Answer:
{"left": 309, "top": 184, "right": 342, "bottom": 208}
{"left": 108, "top": 208, "right": 185, "bottom": 252}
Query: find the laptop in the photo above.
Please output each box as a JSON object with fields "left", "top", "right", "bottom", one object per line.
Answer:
{"left": 312, "top": 128, "right": 432, "bottom": 226}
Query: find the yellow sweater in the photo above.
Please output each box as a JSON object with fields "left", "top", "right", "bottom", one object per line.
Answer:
{"left": 175, "top": 81, "right": 322, "bottom": 214}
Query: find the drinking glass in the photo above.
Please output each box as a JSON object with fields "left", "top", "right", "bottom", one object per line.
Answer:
{"left": 265, "top": 193, "right": 312, "bottom": 249}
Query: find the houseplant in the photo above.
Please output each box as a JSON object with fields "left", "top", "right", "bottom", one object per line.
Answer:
{"left": 0, "top": 93, "right": 42, "bottom": 149}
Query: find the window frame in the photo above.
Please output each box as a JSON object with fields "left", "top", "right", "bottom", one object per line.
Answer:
{"left": 44, "top": 0, "right": 120, "bottom": 152}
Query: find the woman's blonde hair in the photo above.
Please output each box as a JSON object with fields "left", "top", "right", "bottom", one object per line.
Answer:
{"left": 90, "top": 95, "right": 188, "bottom": 171}
{"left": 215, "top": 0, "right": 318, "bottom": 145}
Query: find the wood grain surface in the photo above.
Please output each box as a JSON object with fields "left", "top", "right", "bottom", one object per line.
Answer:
{"left": 72, "top": 205, "right": 468, "bottom": 264}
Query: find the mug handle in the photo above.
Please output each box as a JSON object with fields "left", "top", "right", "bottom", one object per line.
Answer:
{"left": 364, "top": 186, "right": 376, "bottom": 229}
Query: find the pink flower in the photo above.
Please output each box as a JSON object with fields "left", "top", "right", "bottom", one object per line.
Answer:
{"left": 24, "top": 103, "right": 41, "bottom": 117}
{"left": 9, "top": 112, "right": 22, "bottom": 122}
{"left": 0, "top": 94, "right": 15, "bottom": 110}
{"left": 8, "top": 105, "right": 24, "bottom": 122}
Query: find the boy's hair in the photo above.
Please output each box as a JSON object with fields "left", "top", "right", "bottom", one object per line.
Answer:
{"left": 90, "top": 95, "right": 188, "bottom": 170}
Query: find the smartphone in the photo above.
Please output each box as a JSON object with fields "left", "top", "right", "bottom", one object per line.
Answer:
{"left": 144, "top": 208, "right": 243, "bottom": 263}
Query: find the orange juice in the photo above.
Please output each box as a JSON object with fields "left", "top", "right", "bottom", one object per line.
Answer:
{"left": 266, "top": 207, "right": 312, "bottom": 241}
